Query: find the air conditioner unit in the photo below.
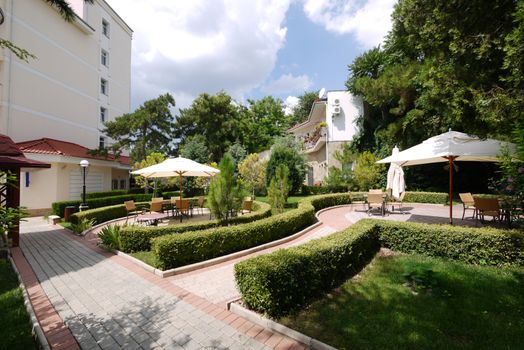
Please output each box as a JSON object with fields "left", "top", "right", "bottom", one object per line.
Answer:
{"left": 333, "top": 98, "right": 340, "bottom": 106}
{"left": 333, "top": 106, "right": 341, "bottom": 115}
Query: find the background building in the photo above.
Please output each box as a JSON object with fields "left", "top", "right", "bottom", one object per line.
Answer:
{"left": 288, "top": 90, "right": 363, "bottom": 185}
{"left": 0, "top": 0, "right": 132, "bottom": 213}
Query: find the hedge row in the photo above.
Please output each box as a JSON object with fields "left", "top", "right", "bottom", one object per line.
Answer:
{"left": 52, "top": 194, "right": 154, "bottom": 217}
{"left": 234, "top": 219, "right": 524, "bottom": 317}
{"left": 150, "top": 193, "right": 353, "bottom": 269}
{"left": 85, "top": 190, "right": 127, "bottom": 199}
{"left": 119, "top": 201, "right": 272, "bottom": 252}
{"left": 403, "top": 191, "right": 448, "bottom": 204}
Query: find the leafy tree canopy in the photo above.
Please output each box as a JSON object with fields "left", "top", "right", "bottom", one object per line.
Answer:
{"left": 288, "top": 91, "right": 319, "bottom": 127}
{"left": 266, "top": 137, "right": 306, "bottom": 194}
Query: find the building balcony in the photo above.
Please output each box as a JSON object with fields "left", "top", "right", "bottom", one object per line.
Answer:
{"left": 302, "top": 135, "right": 326, "bottom": 154}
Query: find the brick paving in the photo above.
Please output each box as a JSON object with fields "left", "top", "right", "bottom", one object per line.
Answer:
{"left": 14, "top": 202, "right": 483, "bottom": 349}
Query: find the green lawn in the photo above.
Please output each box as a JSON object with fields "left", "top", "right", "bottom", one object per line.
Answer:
{"left": 280, "top": 254, "right": 524, "bottom": 350}
{"left": 129, "top": 251, "right": 158, "bottom": 268}
{"left": 0, "top": 260, "right": 37, "bottom": 350}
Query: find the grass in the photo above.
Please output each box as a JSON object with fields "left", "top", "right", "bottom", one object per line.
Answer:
{"left": 279, "top": 254, "right": 524, "bottom": 350}
{"left": 58, "top": 222, "right": 72, "bottom": 230}
{"left": 0, "top": 260, "right": 37, "bottom": 349}
{"left": 129, "top": 251, "right": 159, "bottom": 268}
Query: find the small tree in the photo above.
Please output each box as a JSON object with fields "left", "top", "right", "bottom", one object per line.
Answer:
{"left": 268, "top": 165, "right": 290, "bottom": 213}
{"left": 266, "top": 137, "right": 306, "bottom": 194}
{"left": 324, "top": 142, "right": 356, "bottom": 190}
{"left": 238, "top": 153, "right": 267, "bottom": 198}
{"left": 352, "top": 151, "right": 385, "bottom": 190}
{"left": 226, "top": 142, "right": 247, "bottom": 170}
{"left": 207, "top": 154, "right": 244, "bottom": 222}
{"left": 133, "top": 152, "right": 166, "bottom": 195}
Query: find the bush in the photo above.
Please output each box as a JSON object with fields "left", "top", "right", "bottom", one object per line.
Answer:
{"left": 52, "top": 194, "right": 153, "bottom": 216}
{"left": 151, "top": 193, "right": 352, "bottom": 269}
{"left": 376, "top": 220, "right": 524, "bottom": 266}
{"left": 403, "top": 191, "right": 448, "bottom": 204}
{"left": 119, "top": 201, "right": 272, "bottom": 252}
{"left": 85, "top": 190, "right": 127, "bottom": 199}
{"left": 70, "top": 218, "right": 95, "bottom": 234}
{"left": 234, "top": 219, "right": 524, "bottom": 317}
{"left": 301, "top": 185, "right": 349, "bottom": 195}
{"left": 98, "top": 224, "right": 122, "bottom": 250}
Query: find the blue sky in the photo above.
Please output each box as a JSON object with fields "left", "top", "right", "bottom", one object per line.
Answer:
{"left": 106, "top": 0, "right": 396, "bottom": 110}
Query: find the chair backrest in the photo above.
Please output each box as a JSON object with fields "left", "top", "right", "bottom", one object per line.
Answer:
{"left": 175, "top": 199, "right": 190, "bottom": 211}
{"left": 150, "top": 201, "right": 163, "bottom": 213}
{"left": 474, "top": 197, "right": 500, "bottom": 212}
{"left": 459, "top": 193, "right": 475, "bottom": 205}
{"left": 197, "top": 196, "right": 205, "bottom": 207}
{"left": 367, "top": 193, "right": 383, "bottom": 204}
{"left": 369, "top": 189, "right": 383, "bottom": 194}
{"left": 124, "top": 200, "right": 136, "bottom": 211}
{"left": 242, "top": 200, "right": 253, "bottom": 212}
{"left": 152, "top": 197, "right": 164, "bottom": 202}
{"left": 399, "top": 191, "right": 406, "bottom": 201}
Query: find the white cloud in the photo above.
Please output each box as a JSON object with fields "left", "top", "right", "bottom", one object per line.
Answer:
{"left": 284, "top": 95, "right": 300, "bottom": 115}
{"left": 106, "top": 0, "right": 292, "bottom": 109}
{"left": 261, "top": 74, "right": 313, "bottom": 94}
{"left": 302, "top": 0, "right": 396, "bottom": 48}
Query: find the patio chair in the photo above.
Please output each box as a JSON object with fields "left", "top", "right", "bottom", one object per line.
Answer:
{"left": 473, "top": 197, "right": 501, "bottom": 223}
{"left": 149, "top": 201, "right": 163, "bottom": 213}
{"left": 369, "top": 189, "right": 383, "bottom": 194}
{"left": 124, "top": 200, "right": 143, "bottom": 223}
{"left": 196, "top": 196, "right": 205, "bottom": 215}
{"left": 175, "top": 199, "right": 191, "bottom": 221}
{"left": 151, "top": 197, "right": 164, "bottom": 202}
{"left": 459, "top": 193, "right": 476, "bottom": 220}
{"left": 389, "top": 191, "right": 406, "bottom": 214}
{"left": 349, "top": 192, "right": 366, "bottom": 211}
{"left": 240, "top": 200, "right": 253, "bottom": 215}
{"left": 367, "top": 193, "right": 385, "bottom": 216}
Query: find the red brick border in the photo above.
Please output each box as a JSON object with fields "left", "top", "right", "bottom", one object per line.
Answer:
{"left": 10, "top": 247, "right": 80, "bottom": 350}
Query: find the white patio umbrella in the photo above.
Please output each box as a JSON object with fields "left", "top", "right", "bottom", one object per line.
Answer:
{"left": 131, "top": 156, "right": 220, "bottom": 201}
{"left": 386, "top": 146, "right": 405, "bottom": 200}
{"left": 377, "top": 130, "right": 516, "bottom": 224}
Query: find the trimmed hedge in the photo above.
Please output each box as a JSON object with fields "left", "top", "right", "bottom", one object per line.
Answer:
{"left": 52, "top": 194, "right": 153, "bottom": 217}
{"left": 85, "top": 190, "right": 127, "bottom": 199}
{"left": 151, "top": 193, "right": 353, "bottom": 269}
{"left": 403, "top": 191, "right": 448, "bottom": 204}
{"left": 234, "top": 219, "right": 524, "bottom": 317}
{"left": 69, "top": 201, "right": 149, "bottom": 225}
{"left": 119, "top": 201, "right": 272, "bottom": 252}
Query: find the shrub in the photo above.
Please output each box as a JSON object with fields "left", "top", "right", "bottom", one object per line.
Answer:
{"left": 403, "top": 191, "right": 448, "bottom": 204}
{"left": 235, "top": 221, "right": 380, "bottom": 317}
{"left": 267, "top": 165, "right": 290, "bottom": 213}
{"left": 266, "top": 141, "right": 306, "bottom": 194}
{"left": 70, "top": 218, "right": 95, "bottom": 234}
{"left": 234, "top": 219, "right": 524, "bottom": 317}
{"left": 151, "top": 193, "right": 352, "bottom": 269}
{"left": 119, "top": 201, "right": 272, "bottom": 252}
{"left": 85, "top": 190, "right": 127, "bottom": 199}
{"left": 207, "top": 154, "right": 244, "bottom": 222}
{"left": 52, "top": 194, "right": 153, "bottom": 217}
{"left": 98, "top": 224, "right": 122, "bottom": 250}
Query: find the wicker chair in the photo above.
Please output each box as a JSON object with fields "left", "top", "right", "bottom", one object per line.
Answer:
{"left": 473, "top": 197, "right": 501, "bottom": 223}
{"left": 240, "top": 200, "right": 253, "bottom": 215}
{"left": 459, "top": 193, "right": 476, "bottom": 220}
{"left": 349, "top": 192, "right": 366, "bottom": 211}
{"left": 367, "top": 192, "right": 385, "bottom": 216}
{"left": 124, "top": 200, "right": 144, "bottom": 223}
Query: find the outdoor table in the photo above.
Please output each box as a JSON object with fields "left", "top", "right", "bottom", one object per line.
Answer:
{"left": 136, "top": 212, "right": 168, "bottom": 226}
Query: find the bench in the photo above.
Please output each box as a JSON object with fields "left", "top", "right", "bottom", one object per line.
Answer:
{"left": 48, "top": 215, "right": 61, "bottom": 225}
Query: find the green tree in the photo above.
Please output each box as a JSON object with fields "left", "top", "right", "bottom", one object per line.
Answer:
{"left": 289, "top": 91, "right": 319, "bottom": 126}
{"left": 243, "top": 96, "right": 290, "bottom": 152}
{"left": 266, "top": 137, "right": 306, "bottom": 194}
{"left": 207, "top": 154, "right": 244, "bottom": 222}
{"left": 324, "top": 143, "right": 356, "bottom": 190}
{"left": 179, "top": 135, "right": 209, "bottom": 164}
{"left": 175, "top": 91, "right": 243, "bottom": 162}
{"left": 238, "top": 153, "right": 267, "bottom": 198}
{"left": 0, "top": 171, "right": 27, "bottom": 246}
{"left": 226, "top": 142, "right": 247, "bottom": 170}
{"left": 268, "top": 164, "right": 290, "bottom": 213}
{"left": 352, "top": 151, "right": 385, "bottom": 191}
{"left": 101, "top": 93, "right": 176, "bottom": 162}
{"left": 133, "top": 152, "right": 166, "bottom": 195}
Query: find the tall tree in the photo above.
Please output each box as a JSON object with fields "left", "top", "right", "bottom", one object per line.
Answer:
{"left": 207, "top": 154, "right": 244, "bottom": 222}
{"left": 266, "top": 137, "right": 306, "bottom": 194}
{"left": 101, "top": 93, "right": 176, "bottom": 162}
{"left": 175, "top": 91, "right": 243, "bottom": 162}
{"left": 238, "top": 153, "right": 267, "bottom": 198}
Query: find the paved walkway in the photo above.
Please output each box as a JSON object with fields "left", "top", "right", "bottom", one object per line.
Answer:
{"left": 14, "top": 202, "right": 479, "bottom": 349}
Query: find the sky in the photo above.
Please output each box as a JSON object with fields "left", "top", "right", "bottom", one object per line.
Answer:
{"left": 105, "top": 0, "right": 396, "bottom": 112}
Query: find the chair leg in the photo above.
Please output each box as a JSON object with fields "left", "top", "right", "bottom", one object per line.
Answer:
{"left": 462, "top": 206, "right": 465, "bottom": 220}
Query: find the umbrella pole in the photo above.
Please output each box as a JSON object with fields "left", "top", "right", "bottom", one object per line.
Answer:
{"left": 179, "top": 173, "right": 183, "bottom": 201}
{"left": 447, "top": 156, "right": 457, "bottom": 225}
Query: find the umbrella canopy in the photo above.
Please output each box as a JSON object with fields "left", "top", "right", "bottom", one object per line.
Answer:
{"left": 386, "top": 146, "right": 405, "bottom": 200}
{"left": 377, "top": 130, "right": 516, "bottom": 224}
{"left": 131, "top": 156, "right": 220, "bottom": 200}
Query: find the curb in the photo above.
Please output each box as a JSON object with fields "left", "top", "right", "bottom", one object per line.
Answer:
{"left": 8, "top": 254, "right": 51, "bottom": 350}
{"left": 229, "top": 302, "right": 337, "bottom": 350}
{"left": 115, "top": 219, "right": 324, "bottom": 278}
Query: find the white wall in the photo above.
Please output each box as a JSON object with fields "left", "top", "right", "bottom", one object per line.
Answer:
{"left": 326, "top": 91, "right": 363, "bottom": 142}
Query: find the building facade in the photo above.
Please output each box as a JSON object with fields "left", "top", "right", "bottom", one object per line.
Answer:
{"left": 0, "top": 0, "right": 133, "bottom": 213}
{"left": 288, "top": 90, "right": 363, "bottom": 185}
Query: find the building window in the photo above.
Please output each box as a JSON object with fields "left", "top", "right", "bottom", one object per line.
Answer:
{"left": 119, "top": 179, "right": 126, "bottom": 190}
{"left": 112, "top": 179, "right": 118, "bottom": 190}
{"left": 99, "top": 136, "right": 106, "bottom": 149}
{"left": 102, "top": 19, "right": 110, "bottom": 37}
{"left": 101, "top": 49, "right": 108, "bottom": 67}
{"left": 100, "top": 78, "right": 108, "bottom": 95}
{"left": 100, "top": 107, "right": 106, "bottom": 123}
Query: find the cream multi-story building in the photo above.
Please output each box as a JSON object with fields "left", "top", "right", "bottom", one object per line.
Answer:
{"left": 288, "top": 90, "right": 363, "bottom": 185}
{"left": 0, "top": 0, "right": 133, "bottom": 213}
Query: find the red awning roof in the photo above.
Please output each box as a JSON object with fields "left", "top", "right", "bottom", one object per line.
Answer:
{"left": 16, "top": 138, "right": 129, "bottom": 166}
{"left": 0, "top": 134, "right": 50, "bottom": 168}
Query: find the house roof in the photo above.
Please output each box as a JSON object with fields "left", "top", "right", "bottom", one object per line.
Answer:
{"left": 0, "top": 134, "right": 51, "bottom": 168}
{"left": 17, "top": 138, "right": 130, "bottom": 166}
{"left": 288, "top": 100, "right": 326, "bottom": 133}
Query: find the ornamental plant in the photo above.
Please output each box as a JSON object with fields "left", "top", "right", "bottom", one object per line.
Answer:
{"left": 268, "top": 164, "right": 290, "bottom": 213}
{"left": 207, "top": 154, "right": 244, "bottom": 222}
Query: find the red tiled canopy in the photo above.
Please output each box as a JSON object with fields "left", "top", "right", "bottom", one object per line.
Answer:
{"left": 0, "top": 134, "right": 50, "bottom": 168}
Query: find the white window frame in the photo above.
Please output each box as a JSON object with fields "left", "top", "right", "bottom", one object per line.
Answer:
{"left": 99, "top": 136, "right": 106, "bottom": 149}
{"left": 100, "top": 107, "right": 106, "bottom": 123}
{"left": 100, "top": 78, "right": 108, "bottom": 95}
{"left": 102, "top": 19, "right": 110, "bottom": 38}
{"left": 101, "top": 49, "right": 109, "bottom": 67}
